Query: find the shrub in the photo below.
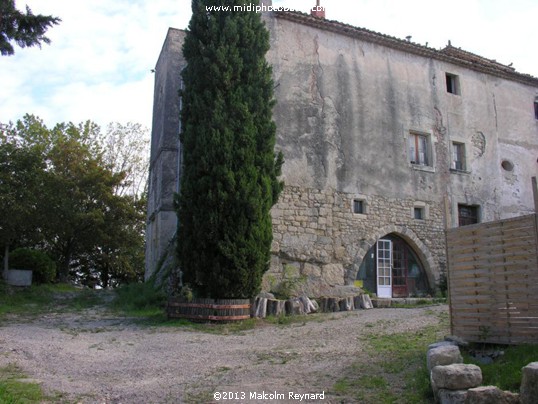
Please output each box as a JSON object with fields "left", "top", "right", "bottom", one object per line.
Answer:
{"left": 9, "top": 248, "right": 56, "bottom": 284}
{"left": 113, "top": 282, "right": 167, "bottom": 313}
{"left": 269, "top": 265, "right": 307, "bottom": 299}
{"left": 176, "top": 1, "right": 283, "bottom": 299}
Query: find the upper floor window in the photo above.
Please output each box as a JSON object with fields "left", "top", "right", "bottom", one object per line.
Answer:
{"left": 446, "top": 73, "right": 460, "bottom": 95}
{"left": 451, "top": 142, "right": 466, "bottom": 171}
{"left": 458, "top": 204, "right": 480, "bottom": 226}
{"left": 534, "top": 97, "right": 538, "bottom": 120}
{"left": 409, "top": 132, "right": 431, "bottom": 167}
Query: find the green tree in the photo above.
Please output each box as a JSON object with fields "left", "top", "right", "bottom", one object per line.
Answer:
{"left": 43, "top": 132, "right": 125, "bottom": 282}
{"left": 102, "top": 122, "right": 150, "bottom": 198}
{"left": 176, "top": 0, "right": 283, "bottom": 299}
{"left": 0, "top": 0, "right": 60, "bottom": 56}
{"left": 1, "top": 115, "right": 147, "bottom": 286}
{"left": 0, "top": 134, "right": 46, "bottom": 278}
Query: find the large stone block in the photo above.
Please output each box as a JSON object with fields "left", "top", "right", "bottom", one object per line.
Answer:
{"left": 438, "top": 389, "right": 467, "bottom": 404}
{"left": 357, "top": 294, "right": 373, "bottom": 309}
{"left": 321, "top": 264, "right": 345, "bottom": 286}
{"left": 465, "top": 386, "right": 519, "bottom": 404}
{"left": 302, "top": 263, "right": 322, "bottom": 277}
{"left": 429, "top": 341, "right": 458, "bottom": 350}
{"left": 427, "top": 345, "right": 463, "bottom": 372}
{"left": 521, "top": 362, "right": 538, "bottom": 404}
{"left": 431, "top": 364, "right": 482, "bottom": 391}
{"left": 7, "top": 269, "right": 32, "bottom": 286}
{"left": 444, "top": 336, "right": 469, "bottom": 348}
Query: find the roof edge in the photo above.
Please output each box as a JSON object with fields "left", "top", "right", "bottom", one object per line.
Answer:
{"left": 274, "top": 11, "right": 538, "bottom": 87}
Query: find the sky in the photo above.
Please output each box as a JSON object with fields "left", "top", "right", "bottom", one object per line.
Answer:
{"left": 1, "top": 0, "right": 537, "bottom": 131}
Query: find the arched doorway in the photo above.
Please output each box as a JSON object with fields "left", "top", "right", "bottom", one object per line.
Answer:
{"left": 356, "top": 233, "right": 431, "bottom": 298}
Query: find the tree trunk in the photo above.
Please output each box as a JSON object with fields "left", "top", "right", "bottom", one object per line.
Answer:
{"left": 58, "top": 246, "right": 72, "bottom": 283}
{"left": 3, "top": 245, "right": 9, "bottom": 280}
{"left": 100, "top": 264, "right": 109, "bottom": 289}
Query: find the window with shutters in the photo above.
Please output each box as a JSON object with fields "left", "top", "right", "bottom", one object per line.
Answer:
{"left": 409, "top": 132, "right": 431, "bottom": 167}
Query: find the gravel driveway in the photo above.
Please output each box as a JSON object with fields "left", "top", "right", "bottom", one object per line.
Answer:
{"left": 0, "top": 303, "right": 448, "bottom": 403}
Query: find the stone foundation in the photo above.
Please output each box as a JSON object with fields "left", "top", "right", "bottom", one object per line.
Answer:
{"left": 264, "top": 185, "right": 446, "bottom": 297}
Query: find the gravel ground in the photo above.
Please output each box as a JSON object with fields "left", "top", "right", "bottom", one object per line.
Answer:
{"left": 0, "top": 303, "right": 448, "bottom": 403}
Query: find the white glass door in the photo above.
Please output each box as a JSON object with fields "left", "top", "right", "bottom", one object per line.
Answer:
{"left": 376, "top": 239, "right": 392, "bottom": 298}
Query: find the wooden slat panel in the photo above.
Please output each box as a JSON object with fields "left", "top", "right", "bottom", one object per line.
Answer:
{"left": 447, "top": 214, "right": 538, "bottom": 344}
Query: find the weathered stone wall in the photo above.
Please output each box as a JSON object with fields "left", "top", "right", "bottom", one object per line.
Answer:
{"left": 146, "top": 10, "right": 538, "bottom": 293}
{"left": 145, "top": 28, "right": 186, "bottom": 280}
{"left": 257, "top": 12, "right": 538, "bottom": 295}
{"left": 265, "top": 185, "right": 445, "bottom": 296}
{"left": 266, "top": 12, "right": 538, "bottom": 227}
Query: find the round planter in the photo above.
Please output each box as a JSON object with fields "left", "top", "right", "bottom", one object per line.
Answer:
{"left": 167, "top": 297, "right": 251, "bottom": 322}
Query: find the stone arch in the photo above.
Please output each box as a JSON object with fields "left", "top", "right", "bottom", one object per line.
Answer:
{"left": 346, "top": 224, "right": 437, "bottom": 291}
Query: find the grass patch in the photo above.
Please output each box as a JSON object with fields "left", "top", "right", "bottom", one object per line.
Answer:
{"left": 390, "top": 298, "right": 447, "bottom": 309}
{"left": 0, "top": 364, "right": 45, "bottom": 403}
{"left": 367, "top": 325, "right": 441, "bottom": 374}
{"left": 110, "top": 282, "right": 168, "bottom": 323}
{"left": 331, "top": 310, "right": 449, "bottom": 403}
{"left": 264, "top": 312, "right": 326, "bottom": 326}
{"left": 0, "top": 282, "right": 105, "bottom": 320}
{"left": 463, "top": 344, "right": 538, "bottom": 392}
{"left": 333, "top": 374, "right": 396, "bottom": 404}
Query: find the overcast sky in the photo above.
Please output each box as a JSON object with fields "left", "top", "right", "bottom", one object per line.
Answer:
{"left": 1, "top": 0, "right": 537, "bottom": 131}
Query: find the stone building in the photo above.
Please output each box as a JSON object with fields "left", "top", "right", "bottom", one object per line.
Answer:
{"left": 145, "top": 2, "right": 538, "bottom": 298}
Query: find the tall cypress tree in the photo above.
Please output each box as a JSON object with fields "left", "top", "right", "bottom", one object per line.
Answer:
{"left": 176, "top": 0, "right": 283, "bottom": 299}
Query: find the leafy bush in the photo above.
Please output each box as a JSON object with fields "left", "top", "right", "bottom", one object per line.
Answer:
{"left": 436, "top": 270, "right": 448, "bottom": 298}
{"left": 269, "top": 265, "right": 307, "bottom": 299}
{"left": 9, "top": 248, "right": 56, "bottom": 284}
{"left": 113, "top": 282, "right": 167, "bottom": 314}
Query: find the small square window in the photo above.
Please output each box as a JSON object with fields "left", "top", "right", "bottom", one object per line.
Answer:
{"left": 451, "top": 142, "right": 466, "bottom": 171}
{"left": 446, "top": 73, "right": 460, "bottom": 95}
{"left": 414, "top": 207, "right": 424, "bottom": 220}
{"left": 353, "top": 199, "right": 365, "bottom": 214}
{"left": 409, "top": 132, "right": 431, "bottom": 167}
{"left": 458, "top": 204, "right": 480, "bottom": 226}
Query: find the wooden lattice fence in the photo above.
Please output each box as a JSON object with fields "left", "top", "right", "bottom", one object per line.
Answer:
{"left": 446, "top": 214, "right": 538, "bottom": 344}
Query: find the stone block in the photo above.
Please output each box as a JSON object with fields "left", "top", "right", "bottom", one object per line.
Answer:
{"left": 431, "top": 364, "right": 482, "bottom": 391}
{"left": 465, "top": 386, "right": 519, "bottom": 404}
{"left": 254, "top": 298, "right": 267, "bottom": 318}
{"left": 338, "top": 296, "right": 354, "bottom": 311}
{"left": 299, "top": 296, "right": 318, "bottom": 314}
{"left": 429, "top": 341, "right": 458, "bottom": 350}
{"left": 438, "top": 389, "right": 467, "bottom": 404}
{"left": 266, "top": 299, "right": 286, "bottom": 316}
{"left": 321, "top": 264, "right": 344, "bottom": 286}
{"left": 444, "top": 336, "right": 469, "bottom": 348}
{"left": 7, "top": 269, "right": 32, "bottom": 286}
{"left": 521, "top": 362, "right": 538, "bottom": 404}
{"left": 285, "top": 298, "right": 305, "bottom": 315}
{"left": 427, "top": 345, "right": 463, "bottom": 372}
{"left": 302, "top": 263, "right": 322, "bottom": 277}
{"left": 358, "top": 294, "right": 373, "bottom": 309}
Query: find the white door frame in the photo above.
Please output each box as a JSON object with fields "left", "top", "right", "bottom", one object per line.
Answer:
{"left": 376, "top": 239, "right": 392, "bottom": 298}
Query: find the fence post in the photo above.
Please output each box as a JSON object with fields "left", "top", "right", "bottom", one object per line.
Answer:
{"left": 532, "top": 177, "right": 538, "bottom": 213}
{"left": 532, "top": 177, "right": 538, "bottom": 260}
